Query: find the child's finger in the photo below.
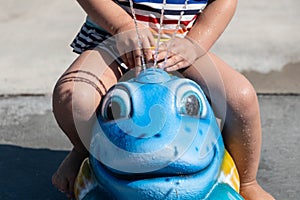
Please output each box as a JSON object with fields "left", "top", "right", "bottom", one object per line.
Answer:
{"left": 164, "top": 60, "right": 190, "bottom": 72}
{"left": 153, "top": 50, "right": 165, "bottom": 62}
{"left": 144, "top": 48, "right": 153, "bottom": 64}
{"left": 141, "top": 39, "right": 153, "bottom": 64}
{"left": 135, "top": 66, "right": 142, "bottom": 76}
{"left": 158, "top": 54, "right": 183, "bottom": 69}
{"left": 134, "top": 49, "right": 142, "bottom": 67}
{"left": 125, "top": 52, "right": 135, "bottom": 68}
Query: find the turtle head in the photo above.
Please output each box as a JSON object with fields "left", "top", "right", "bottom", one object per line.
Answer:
{"left": 90, "top": 68, "right": 225, "bottom": 199}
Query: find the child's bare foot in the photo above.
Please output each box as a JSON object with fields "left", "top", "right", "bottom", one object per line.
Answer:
{"left": 52, "top": 148, "right": 88, "bottom": 199}
{"left": 240, "top": 180, "right": 275, "bottom": 200}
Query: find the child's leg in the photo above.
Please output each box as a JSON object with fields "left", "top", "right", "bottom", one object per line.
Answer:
{"left": 52, "top": 49, "right": 123, "bottom": 197}
{"left": 181, "top": 52, "right": 274, "bottom": 200}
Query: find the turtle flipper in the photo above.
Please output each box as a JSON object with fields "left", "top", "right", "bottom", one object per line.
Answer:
{"left": 207, "top": 183, "right": 244, "bottom": 200}
{"left": 218, "top": 150, "right": 240, "bottom": 192}
{"left": 206, "top": 150, "right": 244, "bottom": 200}
{"left": 74, "top": 158, "right": 98, "bottom": 200}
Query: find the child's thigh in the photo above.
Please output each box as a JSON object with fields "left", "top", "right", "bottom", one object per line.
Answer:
{"left": 53, "top": 49, "right": 123, "bottom": 119}
{"left": 181, "top": 52, "right": 256, "bottom": 120}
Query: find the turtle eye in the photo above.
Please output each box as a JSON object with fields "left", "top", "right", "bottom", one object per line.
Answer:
{"left": 179, "top": 92, "right": 202, "bottom": 117}
{"left": 101, "top": 88, "right": 131, "bottom": 121}
{"left": 175, "top": 82, "right": 207, "bottom": 118}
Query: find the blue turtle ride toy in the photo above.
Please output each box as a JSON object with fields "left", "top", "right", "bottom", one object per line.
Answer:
{"left": 74, "top": 68, "right": 244, "bottom": 200}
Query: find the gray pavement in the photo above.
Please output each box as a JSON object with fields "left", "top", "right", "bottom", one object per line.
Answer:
{"left": 0, "top": 95, "right": 299, "bottom": 200}
{"left": 0, "top": 0, "right": 300, "bottom": 200}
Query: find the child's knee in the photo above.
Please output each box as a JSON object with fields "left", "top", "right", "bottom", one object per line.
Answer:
{"left": 52, "top": 80, "right": 100, "bottom": 123}
{"left": 227, "top": 75, "right": 259, "bottom": 118}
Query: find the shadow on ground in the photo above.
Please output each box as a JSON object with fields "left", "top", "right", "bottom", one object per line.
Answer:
{"left": 0, "top": 145, "right": 68, "bottom": 200}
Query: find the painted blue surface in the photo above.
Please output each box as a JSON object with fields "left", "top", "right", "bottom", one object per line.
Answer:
{"left": 86, "top": 68, "right": 242, "bottom": 199}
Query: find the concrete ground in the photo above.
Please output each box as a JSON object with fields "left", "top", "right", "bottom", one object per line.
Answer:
{"left": 0, "top": 0, "right": 299, "bottom": 199}
{"left": 0, "top": 95, "right": 299, "bottom": 200}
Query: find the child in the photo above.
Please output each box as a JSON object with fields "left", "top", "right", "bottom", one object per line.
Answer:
{"left": 52, "top": 0, "right": 274, "bottom": 199}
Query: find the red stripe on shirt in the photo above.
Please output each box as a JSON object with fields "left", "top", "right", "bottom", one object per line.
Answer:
{"left": 135, "top": 14, "right": 198, "bottom": 26}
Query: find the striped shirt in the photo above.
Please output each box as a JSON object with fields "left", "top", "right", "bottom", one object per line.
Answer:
{"left": 88, "top": 0, "right": 208, "bottom": 39}
{"left": 72, "top": 0, "right": 209, "bottom": 55}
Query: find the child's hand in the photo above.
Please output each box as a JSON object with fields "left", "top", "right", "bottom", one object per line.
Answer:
{"left": 155, "top": 37, "right": 206, "bottom": 71}
{"left": 115, "top": 23, "right": 155, "bottom": 68}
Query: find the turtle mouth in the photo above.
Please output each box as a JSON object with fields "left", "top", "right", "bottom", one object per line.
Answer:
{"left": 90, "top": 122, "right": 222, "bottom": 198}
{"left": 100, "top": 145, "right": 217, "bottom": 181}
